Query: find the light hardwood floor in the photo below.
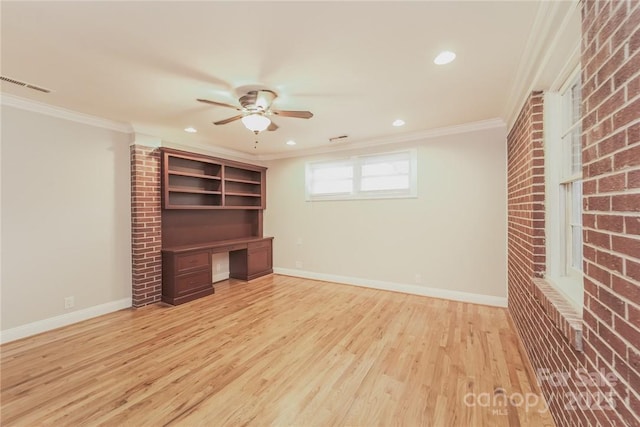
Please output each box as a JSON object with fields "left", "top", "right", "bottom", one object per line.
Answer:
{"left": 1, "top": 275, "right": 555, "bottom": 426}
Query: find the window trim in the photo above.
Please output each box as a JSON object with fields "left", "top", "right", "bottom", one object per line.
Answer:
{"left": 543, "top": 66, "right": 584, "bottom": 313}
{"left": 543, "top": 65, "right": 584, "bottom": 311}
{"left": 305, "top": 149, "right": 418, "bottom": 201}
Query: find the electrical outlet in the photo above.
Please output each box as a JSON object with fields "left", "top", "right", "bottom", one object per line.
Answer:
{"left": 295, "top": 261, "right": 303, "bottom": 269}
{"left": 414, "top": 274, "right": 422, "bottom": 284}
{"left": 296, "top": 238, "right": 303, "bottom": 245}
{"left": 64, "top": 296, "right": 75, "bottom": 309}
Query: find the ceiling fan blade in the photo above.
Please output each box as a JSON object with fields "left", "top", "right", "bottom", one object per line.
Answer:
{"left": 272, "top": 110, "right": 314, "bottom": 119}
{"left": 197, "top": 98, "right": 240, "bottom": 110}
{"left": 213, "top": 115, "right": 243, "bottom": 125}
{"left": 267, "top": 121, "right": 279, "bottom": 132}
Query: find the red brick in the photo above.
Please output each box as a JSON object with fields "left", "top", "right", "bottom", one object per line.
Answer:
{"left": 615, "top": 317, "right": 640, "bottom": 350}
{"left": 614, "top": 144, "right": 640, "bottom": 170}
{"left": 627, "top": 216, "right": 640, "bottom": 235}
{"left": 588, "top": 157, "right": 614, "bottom": 177}
{"left": 599, "top": 172, "right": 627, "bottom": 192}
{"left": 586, "top": 195, "right": 612, "bottom": 212}
{"left": 611, "top": 235, "right": 640, "bottom": 257}
{"left": 613, "top": 39, "right": 640, "bottom": 89}
{"left": 612, "top": 274, "right": 640, "bottom": 306}
{"left": 590, "top": 295, "right": 614, "bottom": 325}
{"left": 597, "top": 214, "right": 625, "bottom": 232}
{"left": 613, "top": 96, "right": 640, "bottom": 129}
{"left": 585, "top": 229, "right": 612, "bottom": 249}
{"left": 629, "top": 170, "right": 640, "bottom": 188}
{"left": 612, "top": 194, "right": 640, "bottom": 212}
{"left": 596, "top": 249, "right": 624, "bottom": 273}
{"left": 600, "top": 287, "right": 627, "bottom": 317}
{"left": 630, "top": 304, "right": 640, "bottom": 327}
{"left": 629, "top": 123, "right": 640, "bottom": 145}
{"left": 628, "top": 259, "right": 640, "bottom": 282}
{"left": 598, "top": 130, "right": 626, "bottom": 156}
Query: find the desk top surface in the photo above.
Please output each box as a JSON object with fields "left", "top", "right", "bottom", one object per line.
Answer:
{"left": 162, "top": 236, "right": 273, "bottom": 254}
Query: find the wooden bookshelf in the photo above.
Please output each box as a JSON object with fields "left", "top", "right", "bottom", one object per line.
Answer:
{"left": 161, "top": 149, "right": 266, "bottom": 210}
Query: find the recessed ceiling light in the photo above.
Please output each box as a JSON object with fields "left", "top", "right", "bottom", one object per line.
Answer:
{"left": 184, "top": 127, "right": 197, "bottom": 133}
{"left": 392, "top": 119, "right": 405, "bottom": 127}
{"left": 286, "top": 140, "right": 296, "bottom": 146}
{"left": 434, "top": 51, "right": 456, "bottom": 65}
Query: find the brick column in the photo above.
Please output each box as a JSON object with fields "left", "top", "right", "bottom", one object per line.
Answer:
{"left": 507, "top": 91, "right": 546, "bottom": 288}
{"left": 131, "top": 141, "right": 162, "bottom": 307}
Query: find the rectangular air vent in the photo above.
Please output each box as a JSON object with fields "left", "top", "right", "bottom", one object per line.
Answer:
{"left": 0, "top": 75, "right": 52, "bottom": 93}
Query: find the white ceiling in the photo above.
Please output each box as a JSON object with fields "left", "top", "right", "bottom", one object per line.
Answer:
{"left": 1, "top": 1, "right": 578, "bottom": 158}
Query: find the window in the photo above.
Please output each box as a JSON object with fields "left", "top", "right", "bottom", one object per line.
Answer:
{"left": 306, "top": 150, "right": 417, "bottom": 201}
{"left": 544, "top": 68, "right": 583, "bottom": 310}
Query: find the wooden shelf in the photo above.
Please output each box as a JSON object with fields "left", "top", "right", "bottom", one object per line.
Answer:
{"left": 225, "top": 192, "right": 261, "bottom": 197}
{"left": 224, "top": 177, "right": 261, "bottom": 185}
{"left": 169, "top": 170, "right": 222, "bottom": 180}
{"left": 161, "top": 148, "right": 266, "bottom": 210}
{"left": 168, "top": 188, "right": 222, "bottom": 195}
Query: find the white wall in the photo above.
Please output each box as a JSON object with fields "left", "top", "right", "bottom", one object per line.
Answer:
{"left": 264, "top": 126, "right": 508, "bottom": 302}
{"left": 1, "top": 105, "right": 132, "bottom": 334}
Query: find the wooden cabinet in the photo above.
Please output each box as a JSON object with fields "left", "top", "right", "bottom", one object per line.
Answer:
{"left": 162, "top": 249, "right": 213, "bottom": 305}
{"left": 230, "top": 239, "right": 273, "bottom": 281}
{"left": 162, "top": 149, "right": 266, "bottom": 210}
{"left": 162, "top": 238, "right": 273, "bottom": 305}
{"left": 160, "top": 148, "right": 272, "bottom": 305}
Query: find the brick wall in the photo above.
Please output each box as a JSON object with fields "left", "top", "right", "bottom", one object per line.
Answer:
{"left": 130, "top": 144, "right": 162, "bottom": 307}
{"left": 581, "top": 0, "right": 640, "bottom": 424}
{"left": 507, "top": 1, "right": 640, "bottom": 426}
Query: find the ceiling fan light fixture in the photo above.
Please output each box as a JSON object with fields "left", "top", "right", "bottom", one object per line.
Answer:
{"left": 434, "top": 51, "right": 456, "bottom": 65}
{"left": 241, "top": 114, "right": 271, "bottom": 133}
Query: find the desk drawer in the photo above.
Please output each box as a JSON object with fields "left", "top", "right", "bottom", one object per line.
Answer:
{"left": 175, "top": 270, "right": 212, "bottom": 296}
{"left": 176, "top": 251, "right": 210, "bottom": 272}
{"left": 248, "top": 240, "right": 271, "bottom": 250}
{"left": 227, "top": 243, "right": 248, "bottom": 252}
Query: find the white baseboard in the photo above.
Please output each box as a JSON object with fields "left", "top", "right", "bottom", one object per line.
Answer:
{"left": 274, "top": 268, "right": 507, "bottom": 308}
{"left": 213, "top": 272, "right": 230, "bottom": 283}
{"left": 0, "top": 298, "right": 132, "bottom": 344}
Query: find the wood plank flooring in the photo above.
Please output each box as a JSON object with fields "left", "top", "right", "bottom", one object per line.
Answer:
{"left": 1, "top": 275, "right": 555, "bottom": 426}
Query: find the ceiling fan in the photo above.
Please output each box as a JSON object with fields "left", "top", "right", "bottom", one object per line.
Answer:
{"left": 197, "top": 89, "right": 313, "bottom": 134}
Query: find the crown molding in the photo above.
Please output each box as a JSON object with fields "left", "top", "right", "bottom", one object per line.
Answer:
{"left": 1, "top": 93, "right": 133, "bottom": 133}
{"left": 257, "top": 117, "right": 506, "bottom": 161}
{"left": 502, "top": 0, "right": 580, "bottom": 131}
{"left": 160, "top": 139, "right": 260, "bottom": 164}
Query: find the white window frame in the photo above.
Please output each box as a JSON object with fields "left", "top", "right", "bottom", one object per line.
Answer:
{"left": 305, "top": 149, "right": 418, "bottom": 201}
{"left": 544, "top": 66, "right": 584, "bottom": 311}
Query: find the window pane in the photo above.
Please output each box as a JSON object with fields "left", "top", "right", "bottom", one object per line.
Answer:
{"left": 312, "top": 179, "right": 352, "bottom": 195}
{"left": 571, "top": 129, "right": 582, "bottom": 174}
{"left": 571, "top": 82, "right": 581, "bottom": 124}
{"left": 361, "top": 160, "right": 409, "bottom": 177}
{"left": 306, "top": 150, "right": 416, "bottom": 200}
{"left": 361, "top": 175, "right": 409, "bottom": 192}
{"left": 359, "top": 153, "right": 411, "bottom": 193}
{"left": 568, "top": 180, "right": 583, "bottom": 272}
{"left": 572, "top": 225, "right": 583, "bottom": 270}
{"left": 312, "top": 165, "right": 353, "bottom": 180}
{"left": 572, "top": 181, "right": 582, "bottom": 224}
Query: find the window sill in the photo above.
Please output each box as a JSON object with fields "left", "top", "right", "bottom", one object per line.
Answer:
{"left": 531, "top": 278, "right": 583, "bottom": 352}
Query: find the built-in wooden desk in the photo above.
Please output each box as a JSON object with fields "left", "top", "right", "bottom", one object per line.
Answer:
{"left": 161, "top": 237, "right": 273, "bottom": 305}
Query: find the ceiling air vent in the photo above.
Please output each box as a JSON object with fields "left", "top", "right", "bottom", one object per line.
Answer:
{"left": 0, "top": 75, "right": 52, "bottom": 93}
{"left": 329, "top": 135, "right": 348, "bottom": 143}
